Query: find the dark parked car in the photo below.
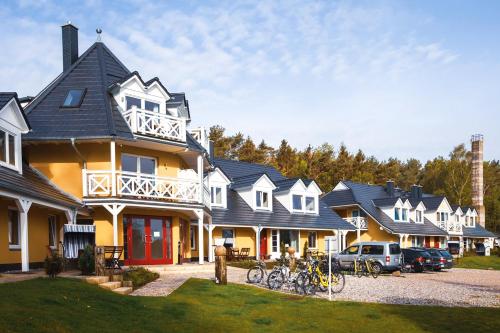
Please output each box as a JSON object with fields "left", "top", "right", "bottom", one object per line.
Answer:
{"left": 425, "top": 248, "right": 453, "bottom": 270}
{"left": 401, "top": 248, "right": 432, "bottom": 273}
{"left": 475, "top": 243, "right": 485, "bottom": 256}
{"left": 448, "top": 242, "right": 460, "bottom": 256}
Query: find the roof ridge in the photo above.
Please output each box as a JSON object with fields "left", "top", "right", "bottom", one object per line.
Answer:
{"left": 96, "top": 43, "right": 116, "bottom": 136}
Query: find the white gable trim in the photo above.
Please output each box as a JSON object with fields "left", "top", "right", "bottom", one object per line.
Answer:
{"left": 118, "top": 74, "right": 171, "bottom": 100}
{"left": 0, "top": 98, "right": 30, "bottom": 133}
{"left": 306, "top": 181, "right": 322, "bottom": 195}
{"left": 333, "top": 181, "right": 348, "bottom": 191}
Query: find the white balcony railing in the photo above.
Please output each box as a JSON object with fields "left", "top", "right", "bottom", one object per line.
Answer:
{"left": 447, "top": 221, "right": 462, "bottom": 234}
{"left": 189, "top": 127, "right": 210, "bottom": 151}
{"left": 122, "top": 106, "right": 186, "bottom": 142}
{"left": 343, "top": 217, "right": 368, "bottom": 230}
{"left": 84, "top": 170, "right": 204, "bottom": 204}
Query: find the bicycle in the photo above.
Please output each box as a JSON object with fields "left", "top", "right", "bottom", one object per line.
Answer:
{"left": 351, "top": 256, "right": 382, "bottom": 278}
{"left": 247, "top": 260, "right": 268, "bottom": 283}
{"left": 266, "top": 257, "right": 290, "bottom": 290}
{"left": 298, "top": 258, "right": 345, "bottom": 295}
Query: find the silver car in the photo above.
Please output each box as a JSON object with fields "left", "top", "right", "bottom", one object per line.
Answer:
{"left": 336, "top": 241, "right": 401, "bottom": 272}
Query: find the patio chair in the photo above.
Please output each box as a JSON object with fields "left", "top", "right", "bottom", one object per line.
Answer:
{"left": 227, "top": 247, "right": 239, "bottom": 261}
{"left": 238, "top": 248, "right": 250, "bottom": 261}
{"left": 103, "top": 246, "right": 123, "bottom": 272}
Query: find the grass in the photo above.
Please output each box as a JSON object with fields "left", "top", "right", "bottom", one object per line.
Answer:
{"left": 0, "top": 278, "right": 498, "bottom": 333}
{"left": 455, "top": 255, "right": 500, "bottom": 270}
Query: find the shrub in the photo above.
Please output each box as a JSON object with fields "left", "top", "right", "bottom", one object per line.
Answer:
{"left": 44, "top": 253, "right": 63, "bottom": 278}
{"left": 123, "top": 267, "right": 159, "bottom": 289}
{"left": 303, "top": 240, "right": 308, "bottom": 259}
{"left": 78, "top": 245, "right": 95, "bottom": 275}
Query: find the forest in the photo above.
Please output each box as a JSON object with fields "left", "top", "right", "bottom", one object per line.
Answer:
{"left": 208, "top": 125, "right": 500, "bottom": 233}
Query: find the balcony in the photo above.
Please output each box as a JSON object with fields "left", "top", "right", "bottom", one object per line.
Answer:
{"left": 122, "top": 106, "right": 186, "bottom": 142}
{"left": 447, "top": 221, "right": 462, "bottom": 234}
{"left": 343, "top": 217, "right": 368, "bottom": 230}
{"left": 189, "top": 127, "right": 210, "bottom": 151}
{"left": 83, "top": 170, "right": 209, "bottom": 205}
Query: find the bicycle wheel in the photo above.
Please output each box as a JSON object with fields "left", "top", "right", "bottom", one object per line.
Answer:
{"left": 303, "top": 274, "right": 318, "bottom": 296}
{"left": 267, "top": 270, "right": 285, "bottom": 290}
{"left": 330, "top": 272, "right": 345, "bottom": 293}
{"left": 356, "top": 263, "right": 364, "bottom": 278}
{"left": 247, "top": 266, "right": 264, "bottom": 283}
{"left": 370, "top": 262, "right": 382, "bottom": 279}
{"left": 294, "top": 272, "right": 308, "bottom": 295}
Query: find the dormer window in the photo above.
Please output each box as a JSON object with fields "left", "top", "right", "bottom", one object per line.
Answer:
{"left": 394, "top": 207, "right": 401, "bottom": 221}
{"left": 211, "top": 186, "right": 223, "bottom": 206}
{"left": 0, "top": 129, "right": 16, "bottom": 168}
{"left": 256, "top": 190, "right": 269, "bottom": 209}
{"left": 62, "top": 89, "right": 86, "bottom": 107}
{"left": 145, "top": 101, "right": 160, "bottom": 112}
{"left": 292, "top": 195, "right": 303, "bottom": 211}
{"left": 305, "top": 196, "right": 316, "bottom": 212}
{"left": 415, "top": 210, "right": 423, "bottom": 223}
{"left": 402, "top": 208, "right": 408, "bottom": 221}
{"left": 126, "top": 96, "right": 141, "bottom": 110}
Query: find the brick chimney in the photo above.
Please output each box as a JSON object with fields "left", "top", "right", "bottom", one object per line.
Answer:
{"left": 62, "top": 22, "right": 79, "bottom": 71}
{"left": 471, "top": 134, "right": 485, "bottom": 227}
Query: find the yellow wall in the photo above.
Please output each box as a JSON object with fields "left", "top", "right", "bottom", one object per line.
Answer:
{"left": 93, "top": 206, "right": 193, "bottom": 263}
{"left": 27, "top": 141, "right": 186, "bottom": 200}
{"left": 0, "top": 199, "right": 66, "bottom": 266}
{"left": 211, "top": 227, "right": 257, "bottom": 257}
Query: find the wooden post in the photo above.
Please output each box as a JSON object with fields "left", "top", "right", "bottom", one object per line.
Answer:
{"left": 288, "top": 246, "right": 296, "bottom": 272}
{"left": 214, "top": 246, "right": 227, "bottom": 285}
{"left": 95, "top": 246, "right": 105, "bottom": 276}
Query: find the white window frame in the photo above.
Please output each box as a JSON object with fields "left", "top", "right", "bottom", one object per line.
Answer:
{"left": 121, "top": 153, "right": 157, "bottom": 175}
{"left": 307, "top": 231, "right": 317, "bottom": 249}
{"left": 190, "top": 226, "right": 196, "bottom": 250}
{"left": 271, "top": 229, "right": 279, "bottom": 253}
{"left": 8, "top": 208, "right": 21, "bottom": 250}
{"left": 305, "top": 196, "right": 316, "bottom": 213}
{"left": 292, "top": 194, "right": 303, "bottom": 212}
{"left": 394, "top": 207, "right": 401, "bottom": 221}
{"left": 402, "top": 208, "right": 408, "bottom": 222}
{"left": 0, "top": 129, "right": 18, "bottom": 171}
{"left": 255, "top": 190, "right": 271, "bottom": 210}
{"left": 222, "top": 228, "right": 235, "bottom": 247}
{"left": 210, "top": 186, "right": 224, "bottom": 207}
{"left": 48, "top": 215, "right": 58, "bottom": 249}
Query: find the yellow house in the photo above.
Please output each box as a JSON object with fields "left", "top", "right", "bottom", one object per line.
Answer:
{"left": 322, "top": 180, "right": 496, "bottom": 254}
{"left": 18, "top": 24, "right": 211, "bottom": 268}
{"left": 0, "top": 93, "right": 85, "bottom": 272}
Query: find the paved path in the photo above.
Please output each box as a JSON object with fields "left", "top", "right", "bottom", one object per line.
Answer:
{"left": 132, "top": 265, "right": 500, "bottom": 307}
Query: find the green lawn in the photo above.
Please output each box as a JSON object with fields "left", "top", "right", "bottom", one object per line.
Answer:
{"left": 0, "top": 278, "right": 498, "bottom": 333}
{"left": 455, "top": 255, "right": 500, "bottom": 270}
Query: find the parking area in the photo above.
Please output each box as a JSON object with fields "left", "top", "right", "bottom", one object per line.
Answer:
{"left": 132, "top": 265, "right": 500, "bottom": 307}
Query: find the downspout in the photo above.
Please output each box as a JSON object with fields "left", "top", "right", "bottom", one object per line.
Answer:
{"left": 70, "top": 138, "right": 87, "bottom": 168}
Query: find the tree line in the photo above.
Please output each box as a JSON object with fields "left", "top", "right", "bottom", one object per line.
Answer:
{"left": 209, "top": 125, "right": 500, "bottom": 233}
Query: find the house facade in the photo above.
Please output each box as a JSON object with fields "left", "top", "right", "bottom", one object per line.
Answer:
{"left": 322, "top": 180, "right": 496, "bottom": 255}
{"left": 205, "top": 158, "right": 355, "bottom": 261}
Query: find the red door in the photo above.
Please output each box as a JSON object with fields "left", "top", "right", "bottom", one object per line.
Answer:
{"left": 125, "top": 216, "right": 172, "bottom": 265}
{"left": 424, "top": 236, "right": 431, "bottom": 248}
{"left": 260, "top": 230, "right": 267, "bottom": 259}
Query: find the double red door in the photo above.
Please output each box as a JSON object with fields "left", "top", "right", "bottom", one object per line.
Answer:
{"left": 125, "top": 215, "right": 172, "bottom": 265}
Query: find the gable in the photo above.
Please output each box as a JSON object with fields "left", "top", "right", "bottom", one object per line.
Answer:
{"left": 254, "top": 174, "right": 276, "bottom": 190}
{"left": 0, "top": 98, "right": 29, "bottom": 133}
{"left": 207, "top": 167, "right": 230, "bottom": 185}
{"left": 437, "top": 198, "right": 453, "bottom": 213}
{"left": 333, "top": 181, "right": 349, "bottom": 191}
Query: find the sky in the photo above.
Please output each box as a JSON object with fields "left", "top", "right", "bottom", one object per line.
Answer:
{"left": 1, "top": 0, "right": 499, "bottom": 162}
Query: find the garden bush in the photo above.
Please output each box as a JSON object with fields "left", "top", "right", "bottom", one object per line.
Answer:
{"left": 123, "top": 267, "right": 159, "bottom": 289}
{"left": 78, "top": 245, "right": 95, "bottom": 275}
{"left": 44, "top": 253, "right": 63, "bottom": 278}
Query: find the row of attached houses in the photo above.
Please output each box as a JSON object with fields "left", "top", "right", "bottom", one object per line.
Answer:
{"left": 0, "top": 24, "right": 496, "bottom": 272}
{"left": 322, "top": 180, "right": 496, "bottom": 254}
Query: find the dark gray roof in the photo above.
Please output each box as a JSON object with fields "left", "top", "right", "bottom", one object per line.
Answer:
{"left": 420, "top": 196, "right": 446, "bottom": 211}
{"left": 372, "top": 197, "right": 400, "bottom": 207}
{"left": 0, "top": 164, "right": 82, "bottom": 209}
{"left": 212, "top": 158, "right": 286, "bottom": 182}
{"left": 330, "top": 181, "right": 447, "bottom": 236}
{"left": 462, "top": 224, "right": 497, "bottom": 238}
{"left": 231, "top": 173, "right": 271, "bottom": 190}
{"left": 321, "top": 189, "right": 356, "bottom": 207}
{"left": 167, "top": 93, "right": 190, "bottom": 120}
{"left": 0, "top": 92, "right": 31, "bottom": 129}
{"left": 186, "top": 131, "right": 206, "bottom": 153}
{"left": 408, "top": 198, "right": 423, "bottom": 208}
{"left": 24, "top": 42, "right": 134, "bottom": 141}
{"left": 211, "top": 190, "right": 355, "bottom": 230}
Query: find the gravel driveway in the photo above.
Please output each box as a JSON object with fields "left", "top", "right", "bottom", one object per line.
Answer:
{"left": 132, "top": 265, "right": 500, "bottom": 307}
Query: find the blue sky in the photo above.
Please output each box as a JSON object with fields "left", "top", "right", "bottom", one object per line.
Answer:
{"left": 1, "top": 0, "right": 499, "bottom": 161}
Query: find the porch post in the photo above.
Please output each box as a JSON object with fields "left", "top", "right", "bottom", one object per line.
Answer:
{"left": 399, "top": 234, "right": 404, "bottom": 247}
{"left": 16, "top": 198, "right": 32, "bottom": 272}
{"left": 342, "top": 230, "right": 347, "bottom": 250}
{"left": 196, "top": 210, "right": 204, "bottom": 264}
{"left": 103, "top": 204, "right": 125, "bottom": 246}
{"left": 207, "top": 224, "right": 215, "bottom": 262}
{"left": 459, "top": 236, "right": 464, "bottom": 257}
{"left": 404, "top": 234, "right": 409, "bottom": 248}
{"left": 356, "top": 228, "right": 361, "bottom": 243}
{"left": 252, "top": 225, "right": 261, "bottom": 260}
{"left": 197, "top": 154, "right": 203, "bottom": 204}
{"left": 110, "top": 140, "right": 116, "bottom": 196}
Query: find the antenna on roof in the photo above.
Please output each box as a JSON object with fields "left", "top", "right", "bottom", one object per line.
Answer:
{"left": 96, "top": 28, "right": 102, "bottom": 42}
